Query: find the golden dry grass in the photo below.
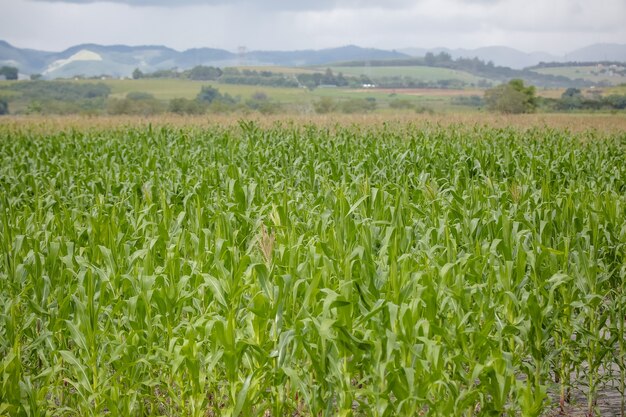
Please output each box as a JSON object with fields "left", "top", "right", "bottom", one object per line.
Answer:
{"left": 1, "top": 113, "right": 625, "bottom": 134}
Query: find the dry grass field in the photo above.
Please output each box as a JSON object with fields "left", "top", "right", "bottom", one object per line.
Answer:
{"left": 2, "top": 113, "right": 626, "bottom": 134}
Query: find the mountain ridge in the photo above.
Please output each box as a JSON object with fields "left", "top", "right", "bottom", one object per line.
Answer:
{"left": 1, "top": 40, "right": 625, "bottom": 79}
{"left": 399, "top": 44, "right": 626, "bottom": 69}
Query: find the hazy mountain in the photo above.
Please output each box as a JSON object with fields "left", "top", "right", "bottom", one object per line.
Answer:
{"left": 178, "top": 48, "right": 238, "bottom": 68}
{"left": 1, "top": 40, "right": 625, "bottom": 79}
{"left": 400, "top": 46, "right": 559, "bottom": 69}
{"left": 400, "top": 44, "right": 626, "bottom": 69}
{"left": 0, "top": 41, "right": 408, "bottom": 78}
{"left": 564, "top": 43, "right": 626, "bottom": 62}
{"left": 244, "top": 45, "right": 408, "bottom": 66}
{"left": 0, "top": 40, "right": 52, "bottom": 74}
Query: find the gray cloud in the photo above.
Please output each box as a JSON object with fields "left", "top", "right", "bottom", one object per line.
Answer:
{"left": 29, "top": 0, "right": 416, "bottom": 10}
{"left": 3, "top": 0, "right": 625, "bottom": 54}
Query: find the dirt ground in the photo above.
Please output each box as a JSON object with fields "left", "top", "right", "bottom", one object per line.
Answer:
{"left": 545, "top": 389, "right": 624, "bottom": 416}
{"left": 545, "top": 370, "right": 624, "bottom": 417}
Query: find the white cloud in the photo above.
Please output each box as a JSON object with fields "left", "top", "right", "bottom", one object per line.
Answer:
{"left": 28, "top": 0, "right": 417, "bottom": 11}
{"left": 0, "top": 0, "right": 624, "bottom": 54}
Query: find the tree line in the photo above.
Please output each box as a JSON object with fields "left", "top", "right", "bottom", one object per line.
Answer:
{"left": 0, "top": 66, "right": 18, "bottom": 80}
{"left": 338, "top": 52, "right": 593, "bottom": 88}
{"left": 133, "top": 65, "right": 356, "bottom": 89}
{"left": 483, "top": 79, "right": 626, "bottom": 114}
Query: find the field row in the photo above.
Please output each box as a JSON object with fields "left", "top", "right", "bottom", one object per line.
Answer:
{"left": 0, "top": 123, "right": 625, "bottom": 416}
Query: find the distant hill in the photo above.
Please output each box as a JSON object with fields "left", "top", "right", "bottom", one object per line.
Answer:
{"left": 400, "top": 44, "right": 626, "bottom": 69}
{"left": 1, "top": 40, "right": 624, "bottom": 80}
{"left": 564, "top": 43, "right": 626, "bottom": 62}
{"left": 0, "top": 40, "right": 52, "bottom": 74}
{"left": 244, "top": 45, "right": 408, "bottom": 67}
{"left": 334, "top": 54, "right": 592, "bottom": 88}
{"left": 400, "top": 46, "right": 558, "bottom": 69}
{"left": 0, "top": 42, "right": 239, "bottom": 79}
{"left": 0, "top": 41, "right": 408, "bottom": 79}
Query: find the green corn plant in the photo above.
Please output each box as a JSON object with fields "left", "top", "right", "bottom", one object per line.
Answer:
{"left": 1, "top": 122, "right": 625, "bottom": 416}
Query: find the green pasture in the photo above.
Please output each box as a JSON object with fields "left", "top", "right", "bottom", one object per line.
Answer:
{"left": 321, "top": 65, "right": 486, "bottom": 84}
{"left": 531, "top": 65, "right": 626, "bottom": 85}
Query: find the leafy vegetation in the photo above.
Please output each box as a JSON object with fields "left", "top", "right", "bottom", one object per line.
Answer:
{"left": 1, "top": 122, "right": 625, "bottom": 416}
{"left": 541, "top": 88, "right": 626, "bottom": 111}
{"left": 168, "top": 97, "right": 207, "bottom": 115}
{"left": 530, "top": 65, "right": 626, "bottom": 87}
{"left": 0, "top": 81, "right": 111, "bottom": 115}
{"left": 451, "top": 95, "right": 485, "bottom": 108}
{"left": 312, "top": 97, "right": 379, "bottom": 114}
{"left": 187, "top": 66, "right": 224, "bottom": 81}
{"left": 296, "top": 69, "right": 350, "bottom": 89}
{"left": 485, "top": 79, "right": 537, "bottom": 114}
{"left": 0, "top": 66, "right": 18, "bottom": 80}
{"left": 337, "top": 52, "right": 591, "bottom": 88}
{"left": 530, "top": 61, "right": 626, "bottom": 69}
{"left": 0, "top": 81, "right": 111, "bottom": 101}
{"left": 325, "top": 65, "right": 488, "bottom": 89}
{"left": 107, "top": 92, "right": 165, "bottom": 116}
{"left": 220, "top": 68, "right": 300, "bottom": 88}
{"left": 133, "top": 66, "right": 355, "bottom": 89}
{"left": 0, "top": 96, "right": 8, "bottom": 114}
{"left": 1, "top": 75, "right": 624, "bottom": 116}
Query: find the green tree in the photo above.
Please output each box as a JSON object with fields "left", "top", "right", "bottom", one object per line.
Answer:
{"left": 188, "top": 66, "right": 222, "bottom": 81}
{"left": 322, "top": 68, "right": 335, "bottom": 85}
{"left": 389, "top": 99, "right": 415, "bottom": 110}
{"left": 604, "top": 94, "right": 626, "bottom": 110}
{"left": 0, "top": 97, "right": 8, "bottom": 115}
{"left": 340, "top": 98, "right": 377, "bottom": 113}
{"left": 168, "top": 98, "right": 206, "bottom": 115}
{"left": 424, "top": 52, "right": 436, "bottom": 66}
{"left": 562, "top": 87, "right": 582, "bottom": 99}
{"left": 484, "top": 79, "right": 537, "bottom": 114}
{"left": 126, "top": 91, "right": 155, "bottom": 101}
{"left": 0, "top": 66, "right": 18, "bottom": 80}
{"left": 558, "top": 88, "right": 584, "bottom": 110}
{"left": 132, "top": 68, "right": 144, "bottom": 79}
{"left": 107, "top": 96, "right": 164, "bottom": 116}
{"left": 313, "top": 97, "right": 337, "bottom": 114}
{"left": 196, "top": 86, "right": 221, "bottom": 104}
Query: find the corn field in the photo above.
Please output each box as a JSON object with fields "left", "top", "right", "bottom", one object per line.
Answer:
{"left": 1, "top": 121, "right": 625, "bottom": 416}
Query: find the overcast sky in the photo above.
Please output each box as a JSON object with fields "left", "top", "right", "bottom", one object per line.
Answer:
{"left": 1, "top": 0, "right": 624, "bottom": 54}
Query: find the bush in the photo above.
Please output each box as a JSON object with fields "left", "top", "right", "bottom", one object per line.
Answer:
{"left": 0, "top": 97, "right": 8, "bottom": 115}
{"left": 188, "top": 66, "right": 222, "bottom": 81}
{"left": 0, "top": 81, "right": 110, "bottom": 101}
{"left": 313, "top": 97, "right": 337, "bottom": 114}
{"left": 415, "top": 106, "right": 435, "bottom": 115}
{"left": 23, "top": 99, "right": 106, "bottom": 115}
{"left": 208, "top": 100, "right": 241, "bottom": 114}
{"left": 340, "top": 98, "right": 377, "bottom": 113}
{"left": 107, "top": 97, "right": 164, "bottom": 116}
{"left": 0, "top": 66, "right": 18, "bottom": 80}
{"left": 451, "top": 95, "right": 484, "bottom": 107}
{"left": 245, "top": 92, "right": 280, "bottom": 114}
{"left": 197, "top": 86, "right": 222, "bottom": 104}
{"left": 604, "top": 94, "right": 626, "bottom": 110}
{"left": 252, "top": 91, "right": 268, "bottom": 101}
{"left": 389, "top": 99, "right": 415, "bottom": 110}
{"left": 484, "top": 79, "right": 537, "bottom": 114}
{"left": 168, "top": 98, "right": 206, "bottom": 115}
{"left": 254, "top": 101, "right": 281, "bottom": 115}
{"left": 126, "top": 91, "right": 155, "bottom": 101}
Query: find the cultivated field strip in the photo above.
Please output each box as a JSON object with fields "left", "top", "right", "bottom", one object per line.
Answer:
{"left": 0, "top": 122, "right": 625, "bottom": 416}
